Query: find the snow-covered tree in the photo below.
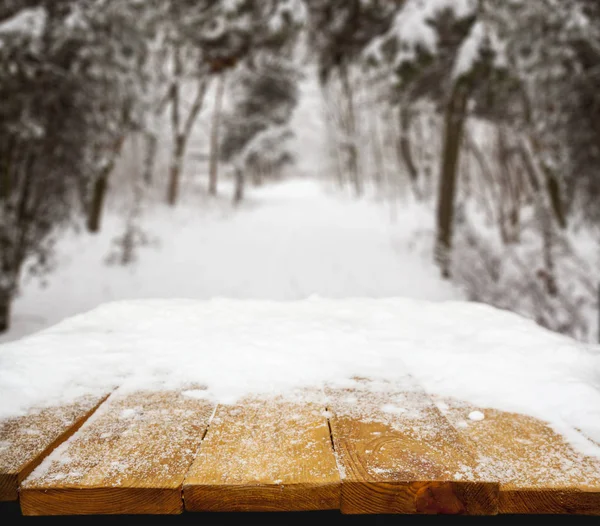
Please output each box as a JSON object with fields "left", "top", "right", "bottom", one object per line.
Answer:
{"left": 363, "top": 0, "right": 508, "bottom": 276}
{"left": 0, "top": 0, "right": 153, "bottom": 331}
{"left": 156, "top": 0, "right": 305, "bottom": 204}
{"left": 305, "top": 0, "right": 399, "bottom": 196}
{"left": 0, "top": 2, "right": 87, "bottom": 331}
{"left": 220, "top": 52, "right": 301, "bottom": 204}
{"left": 80, "top": 0, "right": 157, "bottom": 232}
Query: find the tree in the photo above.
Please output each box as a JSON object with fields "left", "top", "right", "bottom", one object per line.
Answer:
{"left": 81, "top": 0, "right": 154, "bottom": 232}
{"left": 0, "top": 0, "right": 153, "bottom": 331}
{"left": 160, "top": 1, "right": 213, "bottom": 206}
{"left": 364, "top": 1, "right": 483, "bottom": 275}
{"left": 208, "top": 72, "right": 226, "bottom": 196}
{"left": 206, "top": 0, "right": 304, "bottom": 204}
{"left": 220, "top": 53, "right": 301, "bottom": 204}
{"left": 0, "top": 3, "right": 92, "bottom": 330}
{"left": 305, "top": 0, "right": 399, "bottom": 197}
{"left": 245, "top": 126, "right": 296, "bottom": 186}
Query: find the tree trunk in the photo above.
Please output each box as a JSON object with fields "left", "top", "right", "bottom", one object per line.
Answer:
{"left": 338, "top": 62, "right": 362, "bottom": 197}
{"left": 0, "top": 289, "right": 11, "bottom": 334}
{"left": 143, "top": 132, "right": 157, "bottom": 185}
{"left": 362, "top": 80, "right": 384, "bottom": 187}
{"left": 1, "top": 159, "right": 11, "bottom": 201}
{"left": 0, "top": 136, "right": 15, "bottom": 200}
{"left": 166, "top": 66, "right": 207, "bottom": 206}
{"left": 86, "top": 135, "right": 125, "bottom": 233}
{"left": 435, "top": 81, "right": 470, "bottom": 279}
{"left": 233, "top": 167, "right": 244, "bottom": 205}
{"left": 168, "top": 44, "right": 182, "bottom": 206}
{"left": 87, "top": 170, "right": 109, "bottom": 233}
{"left": 541, "top": 215, "right": 558, "bottom": 297}
{"left": 208, "top": 73, "right": 226, "bottom": 196}
{"left": 320, "top": 81, "right": 344, "bottom": 188}
{"left": 399, "top": 105, "right": 419, "bottom": 184}
{"left": 519, "top": 138, "right": 567, "bottom": 229}
{"left": 252, "top": 165, "right": 264, "bottom": 187}
{"left": 496, "top": 125, "right": 520, "bottom": 243}
{"left": 543, "top": 166, "right": 567, "bottom": 230}
{"left": 168, "top": 135, "right": 184, "bottom": 206}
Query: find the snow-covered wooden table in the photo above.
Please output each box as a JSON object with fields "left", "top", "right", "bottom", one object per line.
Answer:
{"left": 1, "top": 299, "right": 599, "bottom": 515}
{"left": 1, "top": 385, "right": 598, "bottom": 515}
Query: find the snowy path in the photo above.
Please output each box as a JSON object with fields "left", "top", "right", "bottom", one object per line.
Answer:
{"left": 2, "top": 179, "right": 460, "bottom": 342}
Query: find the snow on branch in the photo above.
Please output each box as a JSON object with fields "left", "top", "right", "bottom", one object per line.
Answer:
{"left": 364, "top": 0, "right": 477, "bottom": 67}
{"left": 0, "top": 6, "right": 46, "bottom": 40}
{"left": 240, "top": 124, "right": 294, "bottom": 167}
{"left": 452, "top": 21, "right": 507, "bottom": 80}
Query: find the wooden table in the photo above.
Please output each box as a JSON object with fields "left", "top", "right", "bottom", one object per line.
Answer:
{"left": 2, "top": 378, "right": 599, "bottom": 516}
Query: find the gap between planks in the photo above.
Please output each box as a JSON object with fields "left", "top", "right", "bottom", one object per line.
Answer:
{"left": 180, "top": 403, "right": 218, "bottom": 505}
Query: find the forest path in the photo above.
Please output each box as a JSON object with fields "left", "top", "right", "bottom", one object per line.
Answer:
{"left": 2, "top": 178, "right": 460, "bottom": 342}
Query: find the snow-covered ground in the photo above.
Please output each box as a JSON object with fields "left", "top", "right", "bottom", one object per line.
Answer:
{"left": 1, "top": 178, "right": 459, "bottom": 343}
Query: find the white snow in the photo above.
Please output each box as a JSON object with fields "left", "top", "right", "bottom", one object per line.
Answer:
{"left": 0, "top": 7, "right": 47, "bottom": 39}
{"left": 119, "top": 408, "right": 138, "bottom": 419}
{"left": 452, "top": 21, "right": 507, "bottom": 80}
{"left": 2, "top": 179, "right": 458, "bottom": 342}
{"left": 468, "top": 410, "right": 485, "bottom": 422}
{"left": 1, "top": 296, "right": 599, "bottom": 458}
{"left": 365, "top": 0, "right": 478, "bottom": 68}
{"left": 452, "top": 21, "right": 486, "bottom": 80}
{"left": 382, "top": 404, "right": 407, "bottom": 415}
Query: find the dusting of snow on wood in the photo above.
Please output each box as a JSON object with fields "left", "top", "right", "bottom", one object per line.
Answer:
{"left": 326, "top": 377, "right": 498, "bottom": 514}
{"left": 20, "top": 390, "right": 214, "bottom": 515}
{"left": 183, "top": 395, "right": 339, "bottom": 511}
{"left": 437, "top": 399, "right": 600, "bottom": 502}
{"left": 327, "top": 377, "right": 482, "bottom": 483}
{"left": 0, "top": 395, "right": 105, "bottom": 501}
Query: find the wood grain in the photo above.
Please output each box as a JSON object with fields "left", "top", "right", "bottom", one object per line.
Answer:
{"left": 183, "top": 398, "right": 340, "bottom": 511}
{"left": 327, "top": 378, "right": 498, "bottom": 515}
{"left": 20, "top": 390, "right": 214, "bottom": 515}
{"left": 435, "top": 397, "right": 600, "bottom": 515}
{"left": 0, "top": 395, "right": 107, "bottom": 501}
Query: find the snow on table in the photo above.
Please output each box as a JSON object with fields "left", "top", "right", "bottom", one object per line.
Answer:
{"left": 0, "top": 298, "right": 599, "bottom": 515}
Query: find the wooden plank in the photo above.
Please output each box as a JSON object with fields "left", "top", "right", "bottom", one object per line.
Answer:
{"left": 183, "top": 398, "right": 340, "bottom": 511}
{"left": 327, "top": 378, "right": 499, "bottom": 515}
{"left": 20, "top": 390, "right": 214, "bottom": 515}
{"left": 0, "top": 395, "right": 108, "bottom": 501}
{"left": 435, "top": 397, "right": 600, "bottom": 515}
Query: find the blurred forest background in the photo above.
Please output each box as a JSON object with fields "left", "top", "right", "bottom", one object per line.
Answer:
{"left": 1, "top": 0, "right": 599, "bottom": 342}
